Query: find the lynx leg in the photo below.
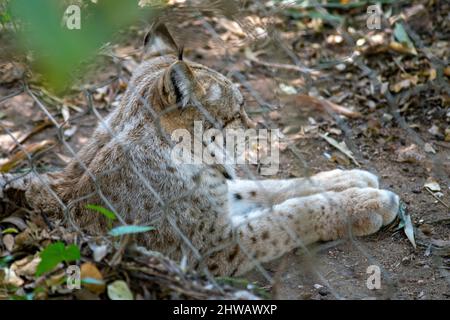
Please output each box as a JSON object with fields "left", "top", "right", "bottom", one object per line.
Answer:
{"left": 228, "top": 169, "right": 380, "bottom": 215}
{"left": 209, "top": 187, "right": 398, "bottom": 276}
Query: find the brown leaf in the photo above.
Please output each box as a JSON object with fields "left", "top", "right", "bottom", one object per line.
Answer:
{"left": 0, "top": 140, "right": 55, "bottom": 173}
{"left": 11, "top": 254, "right": 41, "bottom": 277}
{"left": 81, "top": 262, "right": 105, "bottom": 295}
{"left": 2, "top": 234, "right": 15, "bottom": 252}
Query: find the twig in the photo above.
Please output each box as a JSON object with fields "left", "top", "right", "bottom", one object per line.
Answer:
{"left": 245, "top": 48, "right": 320, "bottom": 76}
{"left": 424, "top": 187, "right": 450, "bottom": 210}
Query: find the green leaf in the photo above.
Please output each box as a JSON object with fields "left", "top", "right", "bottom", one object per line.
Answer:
{"left": 108, "top": 225, "right": 155, "bottom": 237}
{"left": 86, "top": 204, "right": 117, "bottom": 221}
{"left": 36, "top": 242, "right": 80, "bottom": 276}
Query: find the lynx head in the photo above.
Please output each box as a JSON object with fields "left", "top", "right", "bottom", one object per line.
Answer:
{"left": 141, "top": 23, "right": 254, "bottom": 135}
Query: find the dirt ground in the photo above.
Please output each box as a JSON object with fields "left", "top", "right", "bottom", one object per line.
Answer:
{"left": 0, "top": 0, "right": 449, "bottom": 299}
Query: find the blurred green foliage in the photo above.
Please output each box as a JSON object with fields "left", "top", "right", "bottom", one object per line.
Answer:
{"left": 7, "top": 0, "right": 157, "bottom": 92}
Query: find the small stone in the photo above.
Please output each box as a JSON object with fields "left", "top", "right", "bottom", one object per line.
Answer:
{"left": 335, "top": 63, "right": 346, "bottom": 71}
{"left": 428, "top": 124, "right": 441, "bottom": 137}
{"left": 313, "top": 283, "right": 324, "bottom": 290}
{"left": 318, "top": 287, "right": 329, "bottom": 296}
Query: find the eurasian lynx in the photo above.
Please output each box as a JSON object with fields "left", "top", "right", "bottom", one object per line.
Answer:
{"left": 1, "top": 24, "right": 399, "bottom": 276}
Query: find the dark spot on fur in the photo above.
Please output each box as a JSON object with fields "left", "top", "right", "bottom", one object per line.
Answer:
{"left": 251, "top": 236, "right": 257, "bottom": 243}
{"left": 271, "top": 239, "right": 278, "bottom": 247}
{"left": 198, "top": 221, "right": 205, "bottom": 232}
{"left": 234, "top": 193, "right": 242, "bottom": 200}
{"left": 261, "top": 230, "right": 270, "bottom": 240}
{"left": 222, "top": 171, "right": 232, "bottom": 180}
{"left": 228, "top": 245, "right": 240, "bottom": 262}
{"left": 167, "top": 166, "right": 176, "bottom": 173}
{"left": 250, "top": 191, "right": 257, "bottom": 197}
{"left": 209, "top": 263, "right": 219, "bottom": 272}
{"left": 247, "top": 223, "right": 254, "bottom": 232}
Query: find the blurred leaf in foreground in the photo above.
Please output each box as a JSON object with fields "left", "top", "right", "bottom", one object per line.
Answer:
{"left": 9, "top": 0, "right": 153, "bottom": 92}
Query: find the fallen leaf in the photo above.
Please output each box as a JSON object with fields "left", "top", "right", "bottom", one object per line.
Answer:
{"left": 11, "top": 255, "right": 41, "bottom": 277}
{"left": 423, "top": 143, "right": 436, "bottom": 154}
{"left": 3, "top": 234, "right": 15, "bottom": 252}
{"left": 88, "top": 242, "right": 109, "bottom": 262}
{"left": 1, "top": 216, "right": 28, "bottom": 231}
{"left": 424, "top": 178, "right": 441, "bottom": 192}
{"left": 81, "top": 262, "right": 105, "bottom": 295}
{"left": 1, "top": 268, "right": 24, "bottom": 287}
{"left": 108, "top": 225, "right": 155, "bottom": 237}
{"left": 396, "top": 202, "right": 416, "bottom": 249}
{"left": 107, "top": 280, "right": 133, "bottom": 300}
{"left": 428, "top": 124, "right": 441, "bottom": 137}
{"left": 320, "top": 133, "right": 360, "bottom": 166}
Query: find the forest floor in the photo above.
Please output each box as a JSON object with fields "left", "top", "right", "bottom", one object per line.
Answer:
{"left": 0, "top": 0, "right": 449, "bottom": 299}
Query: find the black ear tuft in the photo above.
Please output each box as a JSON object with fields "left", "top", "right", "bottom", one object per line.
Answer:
{"left": 169, "top": 61, "right": 194, "bottom": 108}
{"left": 178, "top": 46, "right": 184, "bottom": 61}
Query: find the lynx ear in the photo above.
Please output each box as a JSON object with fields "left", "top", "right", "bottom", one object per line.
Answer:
{"left": 161, "top": 60, "right": 198, "bottom": 108}
{"left": 143, "top": 22, "right": 179, "bottom": 57}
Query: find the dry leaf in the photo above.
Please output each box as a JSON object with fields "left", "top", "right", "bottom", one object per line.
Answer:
{"left": 11, "top": 255, "right": 41, "bottom": 277}
{"left": 81, "top": 262, "right": 105, "bottom": 295}
{"left": 0, "top": 140, "right": 55, "bottom": 173}
{"left": 423, "top": 143, "right": 436, "bottom": 154}
{"left": 107, "top": 280, "right": 133, "bottom": 300}
{"left": 1, "top": 268, "right": 24, "bottom": 287}
{"left": 320, "top": 133, "right": 360, "bottom": 166}
{"left": 3, "top": 234, "right": 15, "bottom": 252}
{"left": 424, "top": 178, "right": 441, "bottom": 192}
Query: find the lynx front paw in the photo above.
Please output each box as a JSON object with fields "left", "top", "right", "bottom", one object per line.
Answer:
{"left": 341, "top": 187, "right": 399, "bottom": 237}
